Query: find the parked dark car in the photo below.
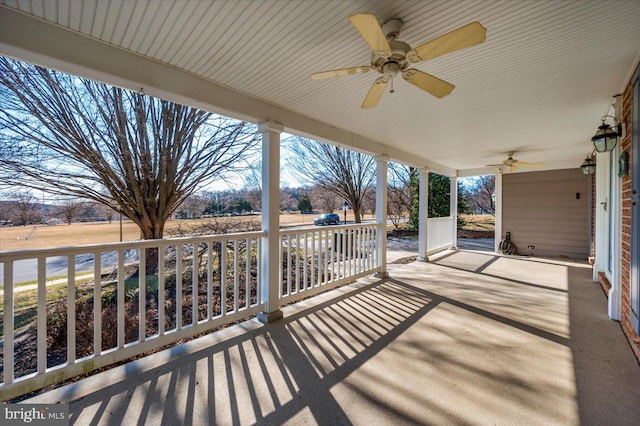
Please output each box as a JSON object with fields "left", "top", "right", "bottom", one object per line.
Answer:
{"left": 314, "top": 213, "right": 340, "bottom": 226}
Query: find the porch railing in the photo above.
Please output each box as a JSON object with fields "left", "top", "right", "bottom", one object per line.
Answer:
{"left": 0, "top": 223, "right": 384, "bottom": 400}
{"left": 279, "top": 223, "right": 378, "bottom": 305}
{"left": 428, "top": 216, "right": 455, "bottom": 254}
{"left": 0, "top": 232, "right": 264, "bottom": 400}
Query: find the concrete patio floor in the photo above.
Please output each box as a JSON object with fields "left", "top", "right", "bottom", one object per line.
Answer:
{"left": 26, "top": 250, "right": 640, "bottom": 425}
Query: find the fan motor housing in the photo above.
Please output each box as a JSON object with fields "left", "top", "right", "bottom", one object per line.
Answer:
{"left": 371, "top": 40, "right": 411, "bottom": 75}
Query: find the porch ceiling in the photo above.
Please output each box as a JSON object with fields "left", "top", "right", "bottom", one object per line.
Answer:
{"left": 1, "top": 0, "right": 639, "bottom": 173}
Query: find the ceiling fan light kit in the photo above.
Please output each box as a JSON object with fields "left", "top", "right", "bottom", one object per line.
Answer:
{"left": 310, "top": 12, "right": 487, "bottom": 108}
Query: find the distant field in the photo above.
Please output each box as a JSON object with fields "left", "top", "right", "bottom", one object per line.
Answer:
{"left": 0, "top": 211, "right": 374, "bottom": 252}
{"left": 459, "top": 214, "right": 495, "bottom": 231}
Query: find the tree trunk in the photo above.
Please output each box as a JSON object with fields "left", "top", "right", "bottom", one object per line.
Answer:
{"left": 353, "top": 206, "right": 362, "bottom": 223}
{"left": 140, "top": 222, "right": 164, "bottom": 276}
{"left": 145, "top": 247, "right": 160, "bottom": 277}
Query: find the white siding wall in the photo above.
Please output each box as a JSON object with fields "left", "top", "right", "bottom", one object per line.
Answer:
{"left": 502, "top": 169, "right": 589, "bottom": 258}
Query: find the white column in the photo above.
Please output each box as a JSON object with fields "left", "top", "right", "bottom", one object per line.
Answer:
{"left": 494, "top": 171, "right": 503, "bottom": 253}
{"left": 257, "top": 121, "right": 284, "bottom": 323}
{"left": 450, "top": 175, "right": 458, "bottom": 250}
{"left": 418, "top": 168, "right": 429, "bottom": 261}
{"left": 375, "top": 156, "right": 389, "bottom": 278}
{"left": 593, "top": 151, "right": 611, "bottom": 282}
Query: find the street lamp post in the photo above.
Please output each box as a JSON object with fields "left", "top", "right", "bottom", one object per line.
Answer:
{"left": 343, "top": 201, "right": 348, "bottom": 224}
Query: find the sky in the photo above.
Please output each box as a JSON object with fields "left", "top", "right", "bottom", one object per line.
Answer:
{"left": 205, "top": 134, "right": 303, "bottom": 192}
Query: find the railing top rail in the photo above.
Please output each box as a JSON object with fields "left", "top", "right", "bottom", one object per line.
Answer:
{"left": 279, "top": 222, "right": 380, "bottom": 236}
{"left": 0, "top": 230, "right": 266, "bottom": 261}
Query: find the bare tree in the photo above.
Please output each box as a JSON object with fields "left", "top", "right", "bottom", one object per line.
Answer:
{"left": 0, "top": 206, "right": 12, "bottom": 226}
{"left": 94, "top": 203, "right": 117, "bottom": 223}
{"left": 310, "top": 185, "right": 339, "bottom": 213}
{"left": 466, "top": 175, "right": 495, "bottom": 214}
{"left": 279, "top": 190, "right": 298, "bottom": 211}
{"left": 361, "top": 189, "right": 376, "bottom": 216}
{"left": 178, "top": 194, "right": 208, "bottom": 218}
{"left": 387, "top": 187, "right": 408, "bottom": 228}
{"left": 287, "top": 136, "right": 374, "bottom": 223}
{"left": 0, "top": 58, "right": 258, "bottom": 269}
{"left": 243, "top": 188, "right": 261, "bottom": 211}
{"left": 12, "top": 193, "right": 41, "bottom": 225}
{"left": 387, "top": 163, "right": 414, "bottom": 228}
{"left": 55, "top": 198, "right": 84, "bottom": 225}
{"left": 241, "top": 165, "right": 262, "bottom": 211}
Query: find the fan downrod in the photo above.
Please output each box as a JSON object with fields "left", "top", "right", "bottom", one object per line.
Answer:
{"left": 382, "top": 18, "right": 403, "bottom": 40}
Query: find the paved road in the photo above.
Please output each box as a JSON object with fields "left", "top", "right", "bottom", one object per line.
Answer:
{"left": 0, "top": 250, "right": 139, "bottom": 287}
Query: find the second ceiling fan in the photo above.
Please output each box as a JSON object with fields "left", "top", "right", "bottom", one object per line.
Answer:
{"left": 487, "top": 152, "right": 544, "bottom": 172}
{"left": 310, "top": 13, "right": 486, "bottom": 109}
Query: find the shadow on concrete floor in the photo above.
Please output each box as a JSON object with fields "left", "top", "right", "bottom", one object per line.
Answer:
{"left": 28, "top": 252, "right": 640, "bottom": 425}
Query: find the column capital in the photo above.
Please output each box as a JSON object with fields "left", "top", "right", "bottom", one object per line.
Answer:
{"left": 418, "top": 167, "right": 430, "bottom": 174}
{"left": 258, "top": 120, "right": 284, "bottom": 134}
{"left": 374, "top": 155, "right": 390, "bottom": 162}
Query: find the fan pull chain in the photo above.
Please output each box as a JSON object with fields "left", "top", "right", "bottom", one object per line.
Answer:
{"left": 389, "top": 78, "right": 395, "bottom": 94}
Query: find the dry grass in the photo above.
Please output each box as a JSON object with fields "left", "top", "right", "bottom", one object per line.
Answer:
{"left": 0, "top": 211, "right": 375, "bottom": 252}
{"left": 460, "top": 214, "right": 495, "bottom": 231}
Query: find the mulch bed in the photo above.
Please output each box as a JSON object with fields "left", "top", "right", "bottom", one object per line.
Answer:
{"left": 457, "top": 229, "right": 494, "bottom": 239}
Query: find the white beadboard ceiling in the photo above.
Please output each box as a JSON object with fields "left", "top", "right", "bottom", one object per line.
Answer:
{"left": 1, "top": 0, "right": 639, "bottom": 173}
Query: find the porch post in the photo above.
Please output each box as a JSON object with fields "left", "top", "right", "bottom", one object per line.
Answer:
{"left": 257, "top": 121, "right": 284, "bottom": 324}
{"left": 418, "top": 168, "right": 429, "bottom": 261}
{"left": 494, "top": 171, "right": 503, "bottom": 253}
{"left": 593, "top": 152, "right": 611, "bottom": 282}
{"left": 375, "top": 156, "right": 389, "bottom": 278}
{"left": 450, "top": 175, "right": 458, "bottom": 250}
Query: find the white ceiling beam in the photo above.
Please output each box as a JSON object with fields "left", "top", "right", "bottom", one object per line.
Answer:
{"left": 0, "top": 6, "right": 455, "bottom": 176}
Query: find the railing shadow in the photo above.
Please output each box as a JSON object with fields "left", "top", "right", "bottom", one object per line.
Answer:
{"left": 40, "top": 251, "right": 640, "bottom": 424}
{"left": 66, "top": 278, "right": 439, "bottom": 425}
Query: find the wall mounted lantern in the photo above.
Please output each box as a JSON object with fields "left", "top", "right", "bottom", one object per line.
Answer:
{"left": 591, "top": 115, "right": 622, "bottom": 152}
{"left": 580, "top": 154, "right": 596, "bottom": 175}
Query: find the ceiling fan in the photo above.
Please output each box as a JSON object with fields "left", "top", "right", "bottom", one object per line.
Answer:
{"left": 487, "top": 152, "right": 544, "bottom": 171}
{"left": 310, "top": 13, "right": 486, "bottom": 109}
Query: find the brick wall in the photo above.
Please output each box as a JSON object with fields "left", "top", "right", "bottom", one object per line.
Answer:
{"left": 620, "top": 64, "right": 640, "bottom": 361}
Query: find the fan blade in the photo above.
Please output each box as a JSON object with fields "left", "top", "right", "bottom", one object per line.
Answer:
{"left": 310, "top": 66, "right": 370, "bottom": 80}
{"left": 349, "top": 13, "right": 391, "bottom": 56}
{"left": 362, "top": 77, "right": 387, "bottom": 109}
{"left": 407, "top": 21, "right": 487, "bottom": 63}
{"left": 403, "top": 69, "right": 454, "bottom": 98}
{"left": 486, "top": 163, "right": 504, "bottom": 167}
{"left": 517, "top": 161, "right": 544, "bottom": 167}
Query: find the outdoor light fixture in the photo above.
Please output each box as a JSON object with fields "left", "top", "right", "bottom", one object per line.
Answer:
{"left": 580, "top": 154, "right": 596, "bottom": 175}
{"left": 343, "top": 201, "right": 349, "bottom": 224}
{"left": 591, "top": 115, "right": 622, "bottom": 152}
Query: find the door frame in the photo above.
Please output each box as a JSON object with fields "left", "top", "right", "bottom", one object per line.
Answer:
{"left": 630, "top": 67, "right": 640, "bottom": 332}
